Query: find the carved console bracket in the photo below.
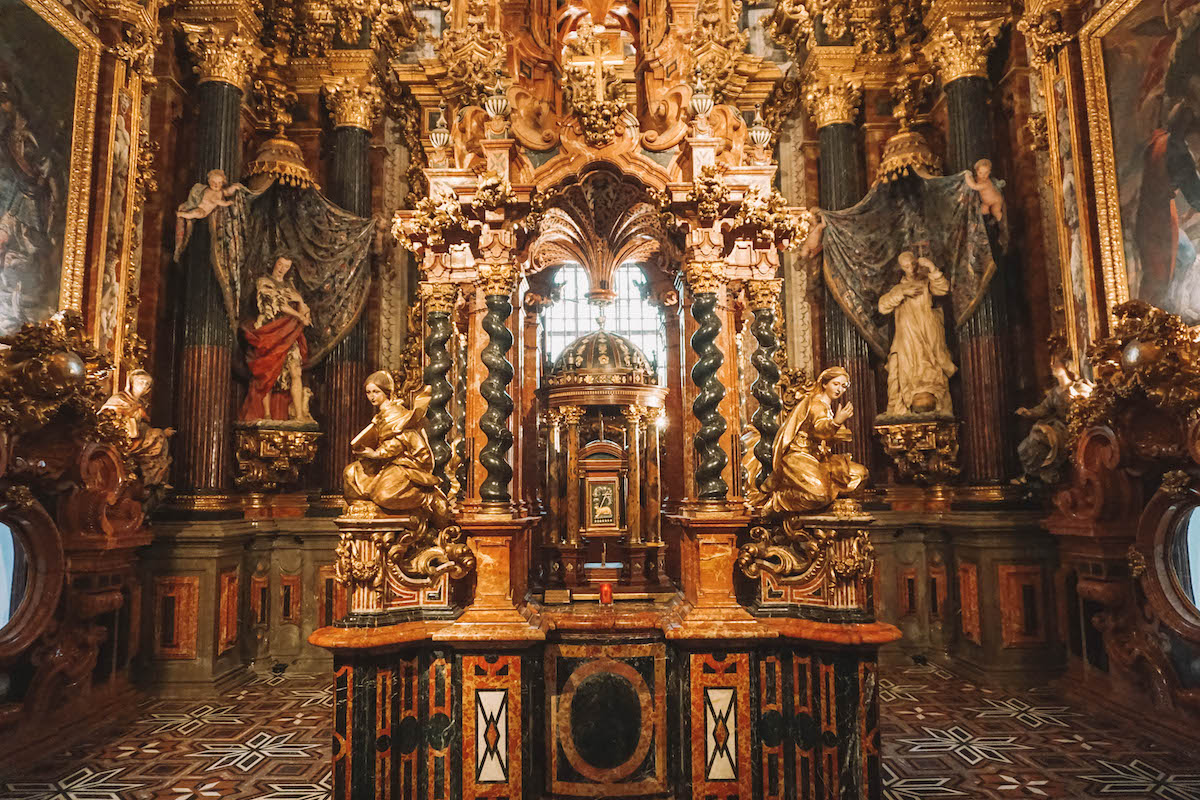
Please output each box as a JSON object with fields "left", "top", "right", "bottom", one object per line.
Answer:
{"left": 738, "top": 503, "right": 876, "bottom": 618}
{"left": 333, "top": 514, "right": 476, "bottom": 623}
{"left": 875, "top": 418, "right": 961, "bottom": 484}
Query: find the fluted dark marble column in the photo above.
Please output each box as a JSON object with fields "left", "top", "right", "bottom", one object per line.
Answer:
{"left": 946, "top": 74, "right": 1013, "bottom": 483}
{"left": 175, "top": 80, "right": 241, "bottom": 492}
{"left": 318, "top": 121, "right": 372, "bottom": 491}
{"left": 817, "top": 121, "right": 875, "bottom": 471}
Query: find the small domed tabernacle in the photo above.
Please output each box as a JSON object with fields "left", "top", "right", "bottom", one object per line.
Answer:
{"left": 548, "top": 330, "right": 656, "bottom": 386}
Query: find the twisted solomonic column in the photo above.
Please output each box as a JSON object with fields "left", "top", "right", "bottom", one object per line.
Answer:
{"left": 747, "top": 279, "right": 783, "bottom": 486}
{"left": 686, "top": 260, "right": 728, "bottom": 502}
{"left": 422, "top": 282, "right": 457, "bottom": 493}
{"left": 477, "top": 263, "right": 517, "bottom": 506}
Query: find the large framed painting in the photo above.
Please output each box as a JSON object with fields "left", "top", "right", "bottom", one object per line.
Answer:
{"left": 0, "top": 0, "right": 98, "bottom": 336}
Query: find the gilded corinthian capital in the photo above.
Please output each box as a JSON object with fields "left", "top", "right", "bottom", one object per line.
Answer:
{"left": 927, "top": 17, "right": 1004, "bottom": 83}
{"left": 180, "top": 23, "right": 258, "bottom": 88}
{"left": 801, "top": 74, "right": 862, "bottom": 129}
{"left": 323, "top": 76, "right": 384, "bottom": 131}
{"left": 421, "top": 282, "right": 459, "bottom": 315}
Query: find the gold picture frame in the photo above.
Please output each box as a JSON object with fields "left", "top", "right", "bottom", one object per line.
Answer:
{"left": 1079, "top": 0, "right": 1200, "bottom": 327}
{"left": 0, "top": 0, "right": 99, "bottom": 325}
{"left": 585, "top": 477, "right": 619, "bottom": 531}
{"left": 1041, "top": 50, "right": 1102, "bottom": 366}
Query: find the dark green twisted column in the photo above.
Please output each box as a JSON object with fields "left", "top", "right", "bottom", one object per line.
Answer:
{"left": 748, "top": 280, "right": 782, "bottom": 486}
{"left": 422, "top": 284, "right": 457, "bottom": 494}
{"left": 688, "top": 267, "right": 727, "bottom": 501}
{"left": 945, "top": 65, "right": 1013, "bottom": 483}
{"left": 174, "top": 77, "right": 242, "bottom": 493}
{"left": 479, "top": 271, "right": 515, "bottom": 505}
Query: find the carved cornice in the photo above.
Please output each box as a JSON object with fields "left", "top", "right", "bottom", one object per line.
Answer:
{"left": 927, "top": 17, "right": 1004, "bottom": 83}
{"left": 801, "top": 73, "right": 863, "bottom": 128}
{"left": 323, "top": 75, "right": 384, "bottom": 130}
{"left": 180, "top": 22, "right": 258, "bottom": 89}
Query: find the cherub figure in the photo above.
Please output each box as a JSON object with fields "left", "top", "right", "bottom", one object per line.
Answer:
{"left": 963, "top": 158, "right": 1005, "bottom": 221}
{"left": 173, "top": 168, "right": 250, "bottom": 262}
{"left": 798, "top": 212, "right": 826, "bottom": 259}
{"left": 176, "top": 168, "right": 246, "bottom": 221}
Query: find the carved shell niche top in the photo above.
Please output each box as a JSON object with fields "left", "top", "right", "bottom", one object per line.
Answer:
{"left": 548, "top": 330, "right": 656, "bottom": 387}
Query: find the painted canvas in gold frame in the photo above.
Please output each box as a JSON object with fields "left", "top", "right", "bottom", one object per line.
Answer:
{"left": 1080, "top": 0, "right": 1200, "bottom": 326}
{"left": 1041, "top": 51, "right": 1102, "bottom": 366}
{"left": 0, "top": 0, "right": 98, "bottom": 334}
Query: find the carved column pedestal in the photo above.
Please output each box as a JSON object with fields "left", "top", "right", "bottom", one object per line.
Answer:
{"left": 434, "top": 515, "right": 543, "bottom": 642}
{"left": 667, "top": 512, "right": 768, "bottom": 638}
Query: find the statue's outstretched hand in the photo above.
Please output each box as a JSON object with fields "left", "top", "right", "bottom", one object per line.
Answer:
{"left": 834, "top": 402, "right": 854, "bottom": 424}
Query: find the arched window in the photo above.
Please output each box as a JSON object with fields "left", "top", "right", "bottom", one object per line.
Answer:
{"left": 541, "top": 263, "right": 667, "bottom": 382}
{"left": 542, "top": 264, "right": 591, "bottom": 363}
{"left": 610, "top": 264, "right": 667, "bottom": 381}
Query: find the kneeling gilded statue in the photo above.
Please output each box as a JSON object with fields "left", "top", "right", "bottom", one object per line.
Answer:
{"left": 344, "top": 371, "right": 448, "bottom": 519}
{"left": 747, "top": 366, "right": 867, "bottom": 513}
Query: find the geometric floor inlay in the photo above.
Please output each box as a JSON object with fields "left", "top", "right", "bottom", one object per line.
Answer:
{"left": 1, "top": 663, "right": 1197, "bottom": 798}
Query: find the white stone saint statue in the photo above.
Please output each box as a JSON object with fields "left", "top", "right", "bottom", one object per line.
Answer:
{"left": 878, "top": 251, "right": 957, "bottom": 417}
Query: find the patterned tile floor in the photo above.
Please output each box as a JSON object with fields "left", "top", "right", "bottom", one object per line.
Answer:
{"left": 1, "top": 663, "right": 1197, "bottom": 799}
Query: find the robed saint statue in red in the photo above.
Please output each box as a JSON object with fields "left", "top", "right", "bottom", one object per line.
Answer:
{"left": 239, "top": 255, "right": 315, "bottom": 423}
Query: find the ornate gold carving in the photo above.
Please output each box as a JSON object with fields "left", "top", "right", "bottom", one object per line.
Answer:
{"left": 928, "top": 17, "right": 1003, "bottom": 84}
{"left": 1026, "top": 112, "right": 1049, "bottom": 152}
{"left": 422, "top": 282, "right": 458, "bottom": 315}
{"left": 686, "top": 164, "right": 730, "bottom": 219}
{"left": 1161, "top": 469, "right": 1193, "bottom": 499}
{"left": 1071, "top": 301, "right": 1198, "bottom": 439}
{"left": 436, "top": 0, "right": 508, "bottom": 106}
{"left": 766, "top": 0, "right": 815, "bottom": 63}
{"left": 690, "top": 0, "right": 749, "bottom": 104}
{"left": 0, "top": 312, "right": 112, "bottom": 436}
{"left": 180, "top": 23, "right": 258, "bottom": 88}
{"left": 802, "top": 73, "right": 863, "bottom": 129}
{"left": 233, "top": 425, "right": 322, "bottom": 490}
{"left": 1128, "top": 544, "right": 1147, "bottom": 579}
{"left": 875, "top": 419, "right": 962, "bottom": 484}
{"left": 252, "top": 67, "right": 298, "bottom": 132}
{"left": 1018, "top": 9, "right": 1072, "bottom": 69}
{"left": 334, "top": 518, "right": 475, "bottom": 612}
{"left": 562, "top": 25, "right": 630, "bottom": 148}
{"left": 683, "top": 260, "right": 727, "bottom": 296}
{"left": 746, "top": 279, "right": 783, "bottom": 311}
{"left": 323, "top": 75, "right": 383, "bottom": 130}
{"left": 477, "top": 262, "right": 519, "bottom": 297}
{"left": 392, "top": 190, "right": 470, "bottom": 252}
{"left": 737, "top": 514, "right": 876, "bottom": 613}
{"left": 559, "top": 406, "right": 585, "bottom": 426}
{"left": 471, "top": 171, "right": 515, "bottom": 213}
{"left": 732, "top": 187, "right": 803, "bottom": 249}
